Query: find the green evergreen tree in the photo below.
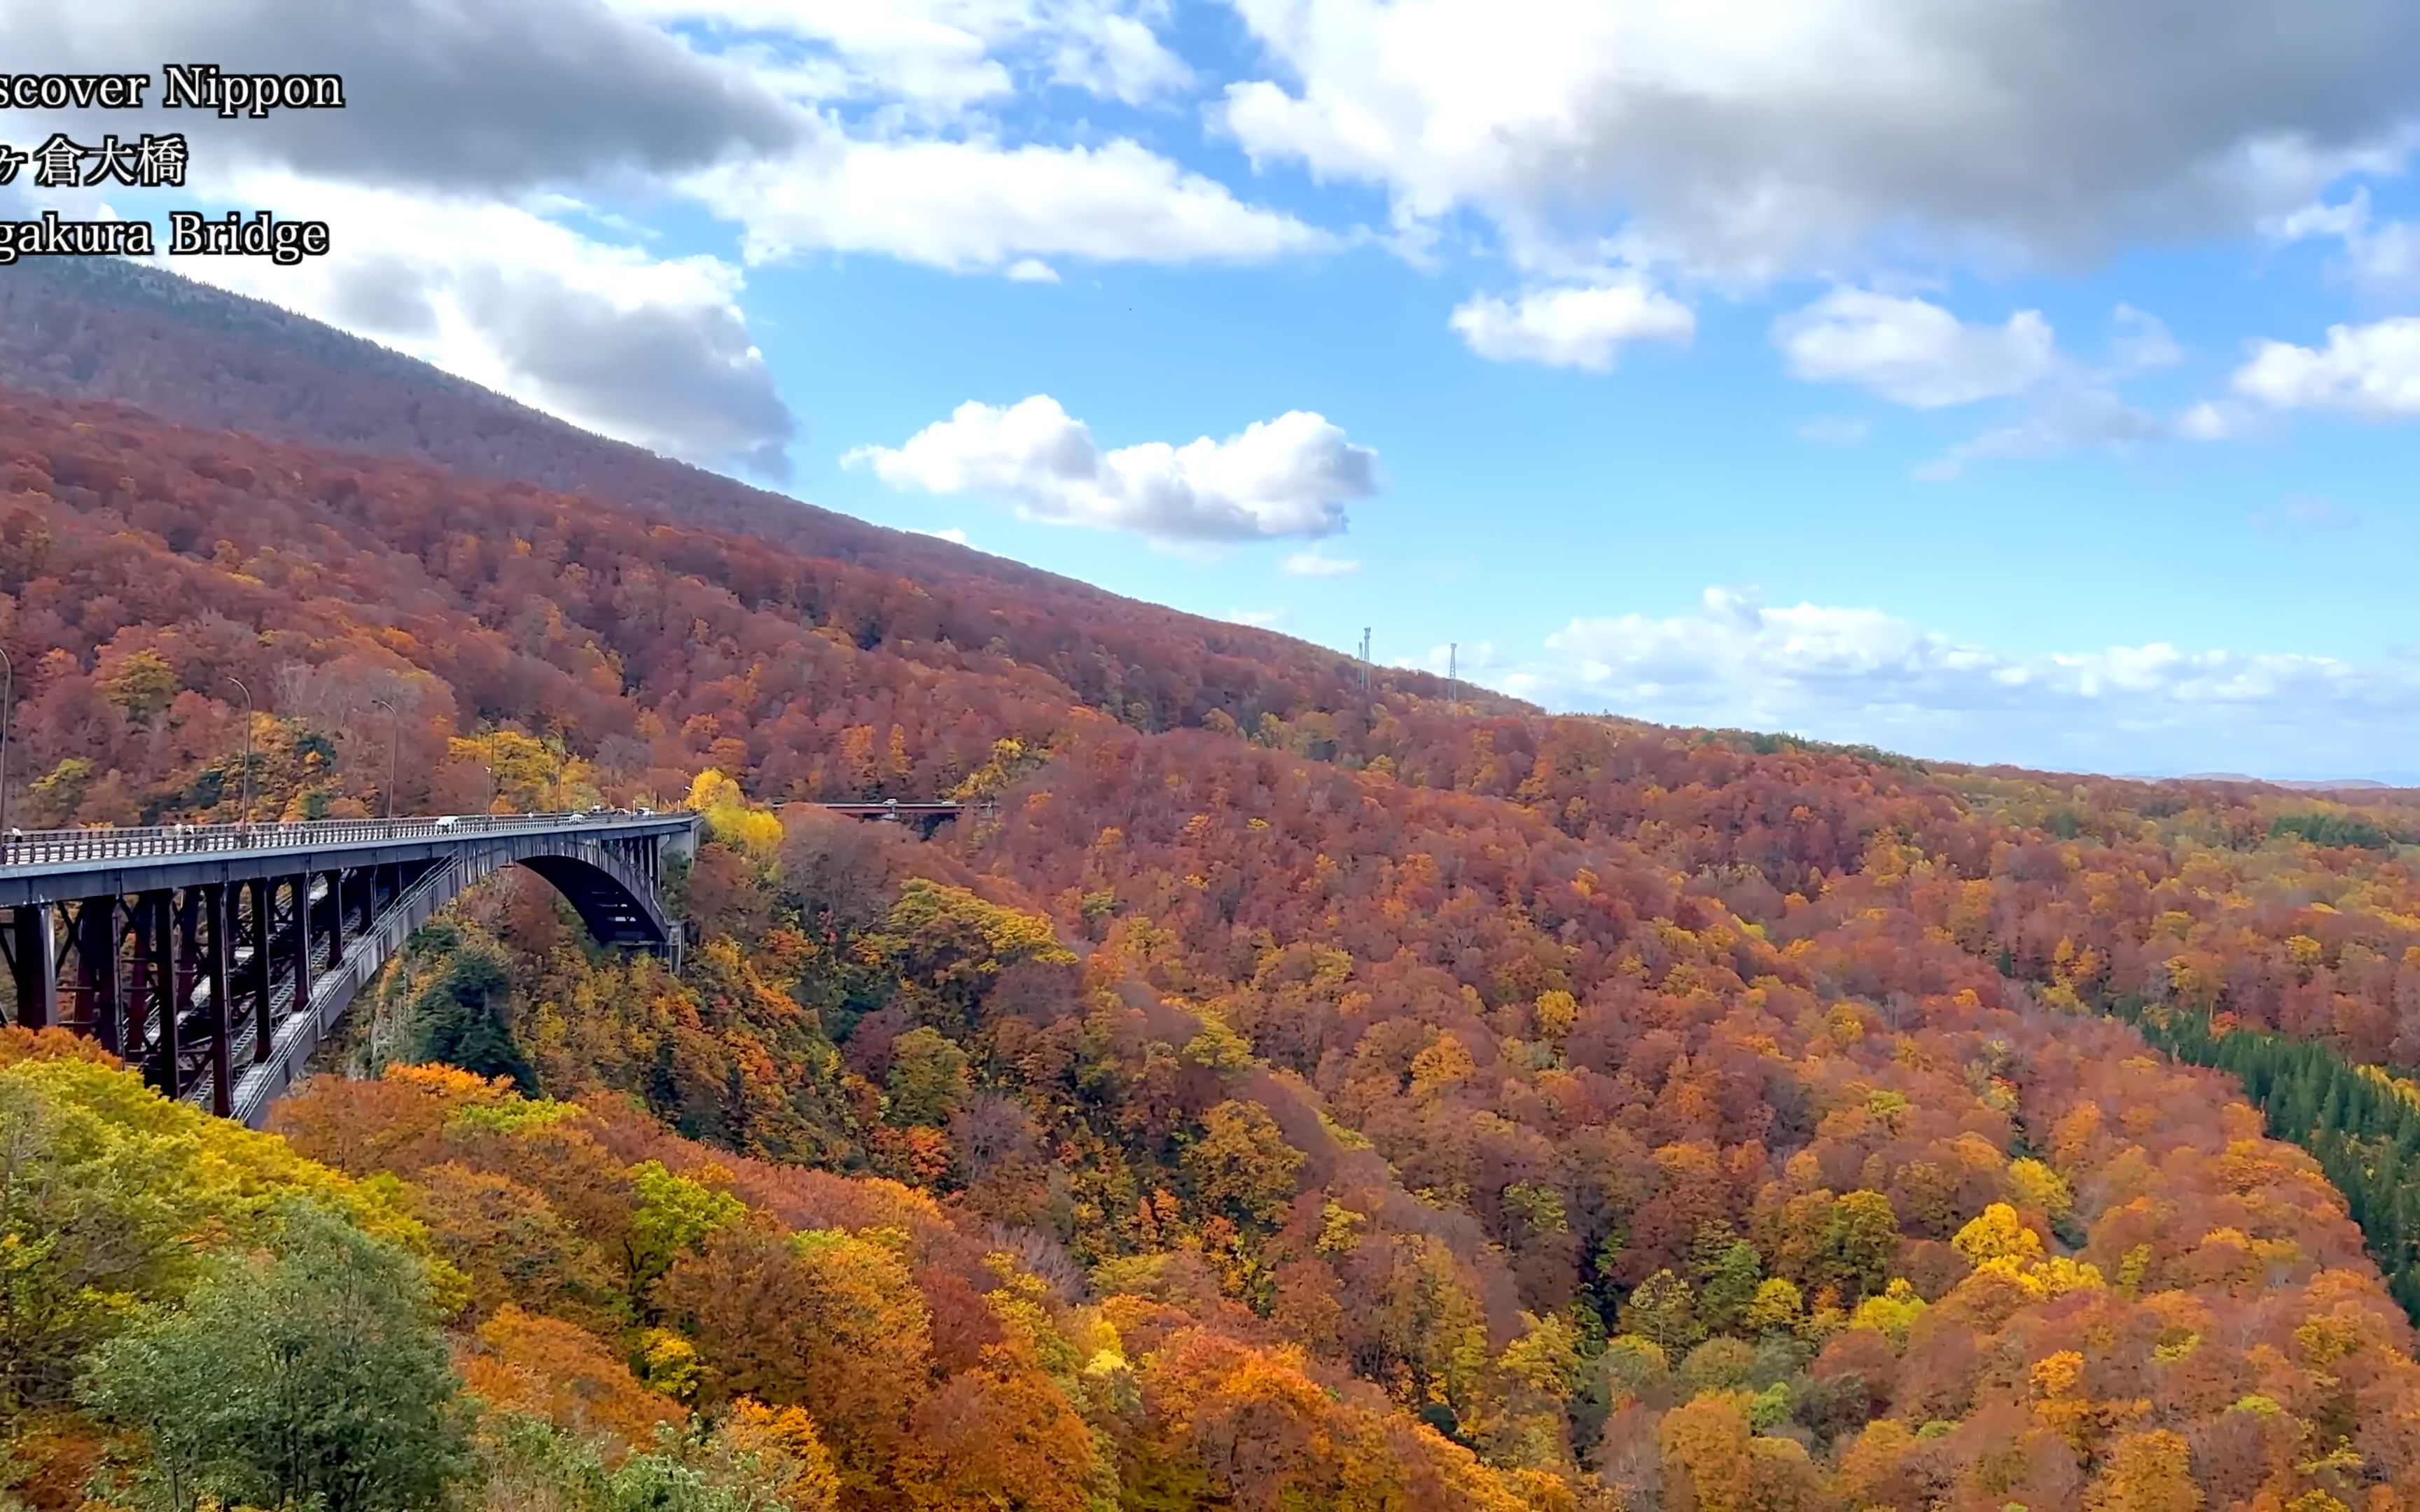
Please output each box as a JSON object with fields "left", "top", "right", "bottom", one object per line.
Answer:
{"left": 413, "top": 948, "right": 536, "bottom": 1093}
{"left": 2119, "top": 1000, "right": 2420, "bottom": 1324}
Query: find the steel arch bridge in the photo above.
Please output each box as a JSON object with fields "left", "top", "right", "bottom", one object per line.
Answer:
{"left": 0, "top": 811, "right": 699, "bottom": 1126}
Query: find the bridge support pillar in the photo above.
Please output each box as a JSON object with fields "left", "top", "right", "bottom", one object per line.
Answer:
{"left": 8, "top": 905, "right": 57, "bottom": 1029}
{"left": 134, "top": 890, "right": 179, "bottom": 1092}
{"left": 123, "top": 897, "right": 153, "bottom": 1061}
{"left": 326, "top": 869, "right": 346, "bottom": 969}
{"left": 248, "top": 878, "right": 274, "bottom": 1065}
{"left": 204, "top": 883, "right": 232, "bottom": 1118}
{"left": 293, "top": 874, "right": 314, "bottom": 1023}
{"left": 74, "top": 900, "right": 122, "bottom": 1054}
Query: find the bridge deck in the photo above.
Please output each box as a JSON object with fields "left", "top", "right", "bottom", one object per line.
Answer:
{"left": 0, "top": 811, "right": 697, "bottom": 908}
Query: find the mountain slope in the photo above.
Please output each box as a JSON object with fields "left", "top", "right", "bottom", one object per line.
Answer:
{"left": 0, "top": 258, "right": 1510, "bottom": 724}
{"left": 11, "top": 263, "right": 2420, "bottom": 1511}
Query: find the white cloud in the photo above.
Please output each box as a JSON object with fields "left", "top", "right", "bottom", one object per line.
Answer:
{"left": 160, "top": 169, "right": 795, "bottom": 475}
{"left": 1282, "top": 545, "right": 1361, "bottom": 577}
{"left": 2177, "top": 398, "right": 2265, "bottom": 440}
{"left": 687, "top": 134, "right": 1334, "bottom": 273}
{"left": 1227, "top": 608, "right": 1288, "bottom": 628}
{"left": 1494, "top": 586, "right": 2420, "bottom": 776}
{"left": 604, "top": 0, "right": 1190, "bottom": 111}
{"left": 845, "top": 395, "right": 1379, "bottom": 541}
{"left": 2233, "top": 317, "right": 2420, "bottom": 418}
{"left": 1774, "top": 290, "right": 2057, "bottom": 408}
{"left": 1216, "top": 0, "right": 2420, "bottom": 280}
{"left": 1045, "top": 1, "right": 1194, "bottom": 104}
{"left": 1919, "top": 390, "right": 2165, "bottom": 479}
{"left": 2265, "top": 187, "right": 2420, "bottom": 293}
{"left": 1, "top": 0, "right": 805, "bottom": 200}
{"left": 2109, "top": 305, "right": 2183, "bottom": 372}
{"left": 1403, "top": 642, "right": 1508, "bottom": 683}
{"left": 915, "top": 526, "right": 971, "bottom": 544}
{"left": 578, "top": 6, "right": 1279, "bottom": 282}
{"left": 1449, "top": 278, "right": 1694, "bottom": 370}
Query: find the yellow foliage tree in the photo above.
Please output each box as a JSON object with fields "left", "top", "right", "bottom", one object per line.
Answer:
{"left": 2084, "top": 1429, "right": 2202, "bottom": 1512}
{"left": 687, "top": 768, "right": 784, "bottom": 856}
{"left": 1534, "top": 989, "right": 1578, "bottom": 1042}
{"left": 1954, "top": 1203, "right": 2045, "bottom": 1267}
{"left": 2009, "top": 1157, "right": 2076, "bottom": 1222}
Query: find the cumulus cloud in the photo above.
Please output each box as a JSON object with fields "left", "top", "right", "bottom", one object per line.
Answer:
{"left": 1449, "top": 278, "right": 1694, "bottom": 370}
{"left": 687, "top": 136, "right": 1333, "bottom": 273}
{"left": 845, "top": 396, "right": 1379, "bottom": 541}
{"left": 1282, "top": 546, "right": 1361, "bottom": 577}
{"left": 1217, "top": 0, "right": 2420, "bottom": 279}
{"left": 2233, "top": 317, "right": 2420, "bottom": 417}
{"left": 164, "top": 171, "right": 795, "bottom": 475}
{"left": 1494, "top": 586, "right": 2420, "bottom": 776}
{"left": 2265, "top": 188, "right": 2420, "bottom": 293}
{"left": 1226, "top": 608, "right": 1288, "bottom": 628}
{"left": 1043, "top": 1, "right": 1195, "bottom": 104}
{"left": 1774, "top": 290, "right": 2057, "bottom": 408}
{"left": 1, "top": 0, "right": 802, "bottom": 197}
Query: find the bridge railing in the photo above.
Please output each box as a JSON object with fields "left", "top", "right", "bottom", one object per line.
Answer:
{"left": 0, "top": 809, "right": 683, "bottom": 869}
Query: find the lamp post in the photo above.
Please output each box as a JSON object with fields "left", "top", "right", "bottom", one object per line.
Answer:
{"left": 224, "top": 676, "right": 253, "bottom": 826}
{"left": 370, "top": 697, "right": 399, "bottom": 818}
{"left": 461, "top": 731, "right": 499, "bottom": 817}
{"left": 0, "top": 644, "right": 14, "bottom": 846}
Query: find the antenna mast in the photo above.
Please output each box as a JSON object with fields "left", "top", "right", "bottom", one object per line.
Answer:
{"left": 1447, "top": 643, "right": 1458, "bottom": 707}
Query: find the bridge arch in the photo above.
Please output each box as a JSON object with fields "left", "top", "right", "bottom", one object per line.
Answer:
{"left": 513, "top": 841, "right": 678, "bottom": 955}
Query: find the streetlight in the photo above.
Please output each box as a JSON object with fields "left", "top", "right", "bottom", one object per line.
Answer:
{"left": 481, "top": 730, "right": 506, "bottom": 813}
{"left": 223, "top": 676, "right": 253, "bottom": 826}
{"left": 0, "top": 644, "right": 14, "bottom": 846}
{"left": 369, "top": 697, "right": 399, "bottom": 819}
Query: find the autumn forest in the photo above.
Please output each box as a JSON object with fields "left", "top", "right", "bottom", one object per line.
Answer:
{"left": 9, "top": 264, "right": 2420, "bottom": 1511}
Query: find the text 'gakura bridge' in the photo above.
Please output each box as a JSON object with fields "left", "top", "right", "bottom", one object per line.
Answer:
{"left": 0, "top": 811, "right": 700, "bottom": 1126}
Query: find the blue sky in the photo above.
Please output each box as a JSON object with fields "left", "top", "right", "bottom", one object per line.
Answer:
{"left": 12, "top": 0, "right": 2420, "bottom": 780}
